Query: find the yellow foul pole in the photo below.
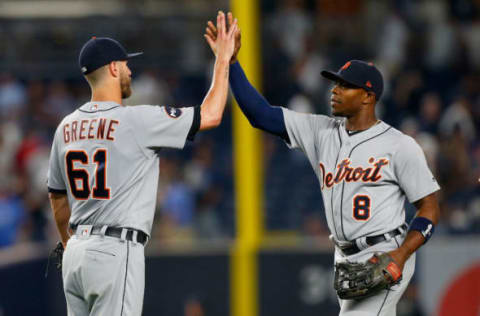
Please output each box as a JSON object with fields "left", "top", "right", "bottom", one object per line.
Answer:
{"left": 230, "top": 1, "right": 263, "bottom": 316}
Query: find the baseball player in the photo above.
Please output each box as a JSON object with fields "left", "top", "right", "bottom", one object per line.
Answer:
{"left": 205, "top": 15, "right": 440, "bottom": 315}
{"left": 47, "top": 12, "right": 237, "bottom": 316}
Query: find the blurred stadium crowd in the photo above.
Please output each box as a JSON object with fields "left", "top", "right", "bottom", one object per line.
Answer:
{"left": 0, "top": 0, "right": 479, "bottom": 249}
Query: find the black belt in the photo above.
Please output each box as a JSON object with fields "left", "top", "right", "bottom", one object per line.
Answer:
{"left": 337, "top": 224, "right": 408, "bottom": 256}
{"left": 71, "top": 225, "right": 148, "bottom": 246}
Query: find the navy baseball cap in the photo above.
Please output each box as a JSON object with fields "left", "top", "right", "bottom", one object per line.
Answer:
{"left": 321, "top": 60, "right": 384, "bottom": 100}
{"left": 78, "top": 37, "right": 143, "bottom": 75}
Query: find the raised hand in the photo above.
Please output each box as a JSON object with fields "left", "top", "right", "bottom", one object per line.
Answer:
{"left": 204, "top": 12, "right": 241, "bottom": 64}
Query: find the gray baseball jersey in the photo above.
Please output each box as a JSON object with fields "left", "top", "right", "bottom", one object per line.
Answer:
{"left": 47, "top": 101, "right": 199, "bottom": 236}
{"left": 282, "top": 108, "right": 440, "bottom": 242}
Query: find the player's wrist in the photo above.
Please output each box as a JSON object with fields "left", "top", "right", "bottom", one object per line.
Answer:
{"left": 389, "top": 248, "right": 406, "bottom": 260}
{"left": 388, "top": 249, "right": 407, "bottom": 270}
{"left": 216, "top": 54, "right": 232, "bottom": 64}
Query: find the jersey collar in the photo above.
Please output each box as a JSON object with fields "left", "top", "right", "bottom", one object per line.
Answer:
{"left": 79, "top": 101, "right": 121, "bottom": 113}
{"left": 338, "top": 119, "right": 390, "bottom": 145}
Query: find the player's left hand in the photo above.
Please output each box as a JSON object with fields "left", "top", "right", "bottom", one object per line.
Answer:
{"left": 52, "top": 241, "right": 65, "bottom": 270}
{"left": 204, "top": 12, "right": 241, "bottom": 64}
{"left": 45, "top": 241, "right": 65, "bottom": 278}
{"left": 334, "top": 252, "right": 403, "bottom": 300}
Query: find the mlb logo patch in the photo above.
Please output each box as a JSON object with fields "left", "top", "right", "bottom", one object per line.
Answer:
{"left": 164, "top": 106, "right": 182, "bottom": 118}
{"left": 77, "top": 225, "right": 93, "bottom": 237}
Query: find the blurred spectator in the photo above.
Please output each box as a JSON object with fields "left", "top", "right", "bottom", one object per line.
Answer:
{"left": 185, "top": 140, "right": 224, "bottom": 239}
{"left": 415, "top": 132, "right": 440, "bottom": 176}
{"left": 438, "top": 126, "right": 473, "bottom": 231}
{"left": 45, "top": 81, "right": 75, "bottom": 118}
{"left": 156, "top": 157, "right": 195, "bottom": 242}
{"left": 0, "top": 73, "right": 26, "bottom": 120}
{"left": 399, "top": 115, "right": 440, "bottom": 176}
{"left": 376, "top": 7, "right": 409, "bottom": 75}
{"left": 0, "top": 194, "right": 25, "bottom": 248}
{"left": 14, "top": 128, "right": 50, "bottom": 242}
{"left": 399, "top": 117, "right": 420, "bottom": 138}
{"left": 267, "top": 0, "right": 314, "bottom": 61}
{"left": 291, "top": 35, "right": 330, "bottom": 107}
{"left": 418, "top": 92, "right": 442, "bottom": 134}
{"left": 315, "top": 0, "right": 366, "bottom": 61}
{"left": 163, "top": 181, "right": 195, "bottom": 227}
{"left": 184, "top": 140, "right": 214, "bottom": 194}
{"left": 194, "top": 186, "right": 223, "bottom": 240}
{"left": 383, "top": 70, "right": 425, "bottom": 128}
{"left": 439, "top": 97, "right": 476, "bottom": 143}
{"left": 0, "top": 122, "right": 22, "bottom": 192}
{"left": 287, "top": 93, "right": 314, "bottom": 114}
{"left": 461, "top": 15, "right": 480, "bottom": 68}
{"left": 126, "top": 70, "right": 172, "bottom": 106}
{"left": 421, "top": 0, "right": 460, "bottom": 70}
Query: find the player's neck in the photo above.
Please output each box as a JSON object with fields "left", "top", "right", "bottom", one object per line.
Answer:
{"left": 345, "top": 114, "right": 379, "bottom": 132}
{"left": 90, "top": 83, "right": 123, "bottom": 105}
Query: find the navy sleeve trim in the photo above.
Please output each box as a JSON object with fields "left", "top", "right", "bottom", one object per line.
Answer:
{"left": 229, "top": 62, "right": 289, "bottom": 141}
{"left": 48, "top": 187, "right": 67, "bottom": 194}
{"left": 187, "top": 105, "right": 201, "bottom": 141}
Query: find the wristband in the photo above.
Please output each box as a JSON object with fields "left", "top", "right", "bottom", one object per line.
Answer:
{"left": 409, "top": 217, "right": 434, "bottom": 243}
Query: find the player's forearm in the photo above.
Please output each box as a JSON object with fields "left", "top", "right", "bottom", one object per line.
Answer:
{"left": 199, "top": 58, "right": 230, "bottom": 130}
{"left": 392, "top": 192, "right": 440, "bottom": 264}
{"left": 49, "top": 193, "right": 71, "bottom": 246}
{"left": 393, "top": 230, "right": 425, "bottom": 262}
{"left": 229, "top": 62, "right": 287, "bottom": 138}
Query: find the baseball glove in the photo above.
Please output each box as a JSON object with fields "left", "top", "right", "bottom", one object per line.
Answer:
{"left": 45, "top": 241, "right": 64, "bottom": 278}
{"left": 334, "top": 252, "right": 402, "bottom": 300}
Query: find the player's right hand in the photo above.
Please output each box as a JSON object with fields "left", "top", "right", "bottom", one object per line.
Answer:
{"left": 204, "top": 12, "right": 241, "bottom": 64}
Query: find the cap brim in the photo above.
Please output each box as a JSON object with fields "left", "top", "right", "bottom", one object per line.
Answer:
{"left": 321, "top": 70, "right": 342, "bottom": 81}
{"left": 321, "top": 70, "right": 361, "bottom": 88}
{"left": 127, "top": 52, "right": 143, "bottom": 59}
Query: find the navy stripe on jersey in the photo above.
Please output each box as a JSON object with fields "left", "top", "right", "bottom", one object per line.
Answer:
{"left": 187, "top": 105, "right": 201, "bottom": 141}
{"left": 48, "top": 187, "right": 67, "bottom": 194}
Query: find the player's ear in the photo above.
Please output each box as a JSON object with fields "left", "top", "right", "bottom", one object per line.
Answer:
{"left": 108, "top": 61, "right": 120, "bottom": 78}
{"left": 363, "top": 91, "right": 375, "bottom": 105}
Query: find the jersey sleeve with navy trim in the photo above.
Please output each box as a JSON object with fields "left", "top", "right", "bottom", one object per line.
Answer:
{"left": 47, "top": 127, "right": 67, "bottom": 193}
{"left": 282, "top": 107, "right": 336, "bottom": 152}
{"left": 187, "top": 106, "right": 201, "bottom": 141}
{"left": 128, "top": 105, "right": 196, "bottom": 150}
{"left": 393, "top": 135, "right": 440, "bottom": 203}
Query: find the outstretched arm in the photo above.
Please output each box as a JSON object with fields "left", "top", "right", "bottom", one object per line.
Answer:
{"left": 199, "top": 11, "right": 238, "bottom": 131}
{"left": 205, "top": 13, "right": 288, "bottom": 140}
{"left": 229, "top": 61, "right": 288, "bottom": 139}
